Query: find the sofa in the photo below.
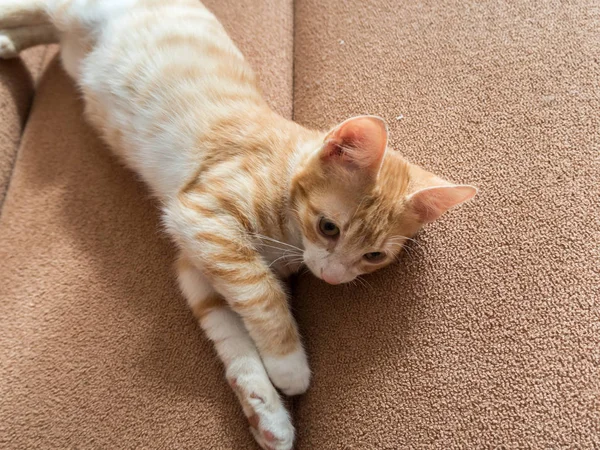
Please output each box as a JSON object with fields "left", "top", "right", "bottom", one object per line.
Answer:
{"left": 1, "top": 0, "right": 598, "bottom": 448}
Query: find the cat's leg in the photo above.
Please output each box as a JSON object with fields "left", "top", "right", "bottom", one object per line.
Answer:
{"left": 177, "top": 256, "right": 295, "bottom": 450}
{"left": 167, "top": 205, "right": 311, "bottom": 395}
{"left": 0, "top": 25, "right": 58, "bottom": 59}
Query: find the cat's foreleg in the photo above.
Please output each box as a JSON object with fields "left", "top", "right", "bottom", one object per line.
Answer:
{"left": 199, "top": 238, "right": 310, "bottom": 395}
{"left": 177, "top": 256, "right": 294, "bottom": 450}
{"left": 165, "top": 203, "right": 311, "bottom": 396}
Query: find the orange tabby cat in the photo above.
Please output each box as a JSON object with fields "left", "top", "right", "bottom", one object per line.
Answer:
{"left": 0, "top": 1, "right": 476, "bottom": 448}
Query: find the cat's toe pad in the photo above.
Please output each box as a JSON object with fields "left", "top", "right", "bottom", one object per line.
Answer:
{"left": 249, "top": 412, "right": 294, "bottom": 450}
{"left": 227, "top": 373, "right": 295, "bottom": 450}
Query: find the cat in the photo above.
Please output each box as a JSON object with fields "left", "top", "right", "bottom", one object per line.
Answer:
{"left": 0, "top": 1, "right": 477, "bottom": 448}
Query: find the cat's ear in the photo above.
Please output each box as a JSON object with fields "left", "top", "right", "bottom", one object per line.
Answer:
{"left": 320, "top": 115, "right": 388, "bottom": 173}
{"left": 407, "top": 184, "right": 477, "bottom": 223}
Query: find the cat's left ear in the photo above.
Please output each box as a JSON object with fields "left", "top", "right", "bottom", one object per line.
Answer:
{"left": 407, "top": 184, "right": 478, "bottom": 223}
{"left": 321, "top": 115, "right": 388, "bottom": 173}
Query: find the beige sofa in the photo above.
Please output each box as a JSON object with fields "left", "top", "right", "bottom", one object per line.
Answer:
{"left": 1, "top": 1, "right": 598, "bottom": 448}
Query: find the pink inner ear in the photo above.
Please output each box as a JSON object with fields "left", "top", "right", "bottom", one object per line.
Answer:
{"left": 409, "top": 185, "right": 477, "bottom": 222}
{"left": 322, "top": 116, "right": 388, "bottom": 171}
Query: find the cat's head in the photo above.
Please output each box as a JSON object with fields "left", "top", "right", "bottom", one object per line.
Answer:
{"left": 291, "top": 115, "right": 477, "bottom": 285}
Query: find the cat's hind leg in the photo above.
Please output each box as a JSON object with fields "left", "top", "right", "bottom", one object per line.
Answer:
{"left": 0, "top": 25, "right": 58, "bottom": 59}
{"left": 177, "top": 256, "right": 295, "bottom": 450}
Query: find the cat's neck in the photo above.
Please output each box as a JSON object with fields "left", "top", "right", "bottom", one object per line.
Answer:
{"left": 257, "top": 110, "right": 324, "bottom": 251}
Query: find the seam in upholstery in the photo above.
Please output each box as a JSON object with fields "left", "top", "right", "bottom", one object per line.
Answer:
{"left": 290, "top": 0, "right": 297, "bottom": 421}
{"left": 0, "top": 45, "right": 50, "bottom": 219}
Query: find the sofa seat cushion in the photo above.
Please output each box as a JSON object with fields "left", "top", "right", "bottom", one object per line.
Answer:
{"left": 292, "top": 0, "right": 600, "bottom": 447}
{"left": 0, "top": 1, "right": 293, "bottom": 448}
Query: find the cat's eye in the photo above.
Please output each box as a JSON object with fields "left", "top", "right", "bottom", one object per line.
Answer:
{"left": 363, "top": 251, "right": 386, "bottom": 263}
{"left": 318, "top": 217, "right": 340, "bottom": 238}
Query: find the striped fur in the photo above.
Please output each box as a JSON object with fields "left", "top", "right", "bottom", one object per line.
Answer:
{"left": 0, "top": 1, "right": 476, "bottom": 448}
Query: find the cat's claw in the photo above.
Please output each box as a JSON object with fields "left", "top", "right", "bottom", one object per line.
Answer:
{"left": 263, "top": 348, "right": 311, "bottom": 396}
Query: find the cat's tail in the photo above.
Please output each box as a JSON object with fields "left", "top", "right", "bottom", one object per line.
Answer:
{"left": 0, "top": 0, "right": 57, "bottom": 59}
{"left": 0, "top": 0, "right": 137, "bottom": 59}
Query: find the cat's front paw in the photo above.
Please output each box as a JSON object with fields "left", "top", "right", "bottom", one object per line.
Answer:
{"left": 227, "top": 369, "right": 294, "bottom": 450}
{"left": 263, "top": 348, "right": 311, "bottom": 396}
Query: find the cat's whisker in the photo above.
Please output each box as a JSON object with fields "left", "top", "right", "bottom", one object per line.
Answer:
{"left": 388, "top": 236, "right": 426, "bottom": 257}
{"left": 356, "top": 276, "right": 369, "bottom": 289}
{"left": 401, "top": 246, "right": 415, "bottom": 261}
{"left": 389, "top": 235, "right": 425, "bottom": 250}
{"left": 255, "top": 242, "right": 303, "bottom": 256}
{"left": 284, "top": 259, "right": 304, "bottom": 268}
{"left": 250, "top": 233, "right": 304, "bottom": 253}
{"left": 268, "top": 254, "right": 295, "bottom": 268}
{"left": 356, "top": 275, "right": 373, "bottom": 289}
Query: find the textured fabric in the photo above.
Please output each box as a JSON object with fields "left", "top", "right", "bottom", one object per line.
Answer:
{"left": 0, "top": 2, "right": 293, "bottom": 448}
{"left": 292, "top": 0, "right": 599, "bottom": 448}
{"left": 0, "top": 46, "right": 47, "bottom": 210}
{"left": 1, "top": 0, "right": 598, "bottom": 449}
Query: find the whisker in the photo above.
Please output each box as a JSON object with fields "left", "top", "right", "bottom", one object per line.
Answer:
{"left": 250, "top": 233, "right": 303, "bottom": 252}
{"left": 268, "top": 254, "right": 294, "bottom": 268}
{"left": 255, "top": 242, "right": 303, "bottom": 255}
{"left": 284, "top": 259, "right": 304, "bottom": 268}
{"left": 357, "top": 275, "right": 373, "bottom": 289}
{"left": 388, "top": 235, "right": 425, "bottom": 249}
{"left": 300, "top": 267, "right": 311, "bottom": 277}
{"left": 387, "top": 235, "right": 426, "bottom": 257}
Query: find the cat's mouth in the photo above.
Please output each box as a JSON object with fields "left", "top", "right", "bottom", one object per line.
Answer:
{"left": 320, "top": 268, "right": 342, "bottom": 285}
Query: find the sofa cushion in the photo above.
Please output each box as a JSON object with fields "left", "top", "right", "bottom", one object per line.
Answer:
{"left": 0, "top": 1, "right": 292, "bottom": 448}
{"left": 292, "top": 0, "right": 599, "bottom": 447}
{"left": 0, "top": 46, "right": 47, "bottom": 209}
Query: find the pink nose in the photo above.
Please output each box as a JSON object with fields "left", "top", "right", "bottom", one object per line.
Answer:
{"left": 321, "top": 269, "right": 342, "bottom": 285}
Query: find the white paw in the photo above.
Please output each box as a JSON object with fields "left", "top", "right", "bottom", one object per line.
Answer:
{"left": 249, "top": 402, "right": 294, "bottom": 450}
{"left": 263, "top": 348, "right": 311, "bottom": 396}
{"left": 0, "top": 33, "right": 17, "bottom": 59}
{"left": 227, "top": 371, "right": 295, "bottom": 450}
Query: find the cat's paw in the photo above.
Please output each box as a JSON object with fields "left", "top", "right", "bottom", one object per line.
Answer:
{"left": 228, "top": 374, "right": 294, "bottom": 450}
{"left": 0, "top": 32, "right": 17, "bottom": 59}
{"left": 263, "top": 348, "right": 311, "bottom": 396}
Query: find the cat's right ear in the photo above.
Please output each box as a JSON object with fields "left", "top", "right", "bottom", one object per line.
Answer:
{"left": 320, "top": 115, "right": 388, "bottom": 174}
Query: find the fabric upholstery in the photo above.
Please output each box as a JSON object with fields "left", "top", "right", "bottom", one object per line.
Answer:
{"left": 292, "top": 0, "right": 599, "bottom": 448}
{"left": 0, "top": 1, "right": 293, "bottom": 448}
{"left": 1, "top": 0, "right": 598, "bottom": 448}
{"left": 0, "top": 46, "right": 47, "bottom": 209}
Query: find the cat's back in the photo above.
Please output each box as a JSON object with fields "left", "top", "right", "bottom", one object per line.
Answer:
{"left": 75, "top": 0, "right": 267, "bottom": 197}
